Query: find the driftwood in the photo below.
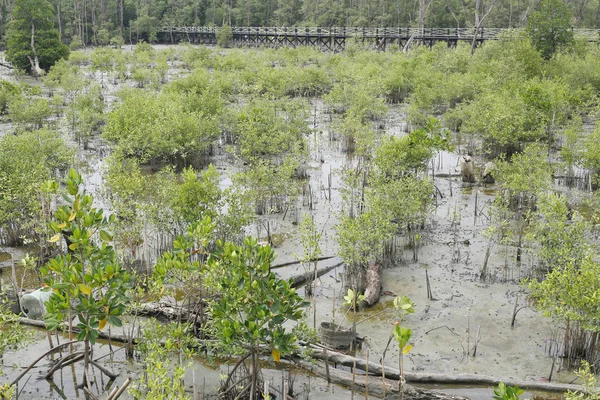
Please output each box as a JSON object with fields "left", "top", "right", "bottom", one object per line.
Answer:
{"left": 304, "top": 343, "right": 584, "bottom": 394}
{"left": 295, "top": 358, "right": 468, "bottom": 399}
{"left": 132, "top": 301, "right": 204, "bottom": 322}
{"left": 19, "top": 317, "right": 135, "bottom": 343}
{"left": 271, "top": 256, "right": 335, "bottom": 270}
{"left": 361, "top": 261, "right": 382, "bottom": 307}
{"left": 289, "top": 262, "right": 343, "bottom": 289}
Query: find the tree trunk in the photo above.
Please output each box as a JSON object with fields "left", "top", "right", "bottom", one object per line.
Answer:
{"left": 119, "top": 0, "right": 124, "bottom": 36}
{"left": 57, "top": 0, "right": 62, "bottom": 40}
{"left": 360, "top": 261, "right": 381, "bottom": 308}
{"left": 84, "top": 339, "right": 91, "bottom": 390}
{"left": 418, "top": 0, "right": 426, "bottom": 31}
{"left": 28, "top": 23, "right": 43, "bottom": 77}
{"left": 470, "top": 0, "right": 497, "bottom": 55}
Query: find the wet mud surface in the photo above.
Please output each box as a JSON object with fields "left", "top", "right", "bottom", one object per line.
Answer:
{"left": 0, "top": 47, "right": 588, "bottom": 398}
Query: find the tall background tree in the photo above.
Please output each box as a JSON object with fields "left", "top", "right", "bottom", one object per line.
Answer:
{"left": 527, "top": 0, "right": 574, "bottom": 60}
{"left": 6, "top": 0, "right": 69, "bottom": 74}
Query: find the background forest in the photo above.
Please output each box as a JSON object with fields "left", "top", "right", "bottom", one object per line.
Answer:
{"left": 0, "top": 0, "right": 600, "bottom": 46}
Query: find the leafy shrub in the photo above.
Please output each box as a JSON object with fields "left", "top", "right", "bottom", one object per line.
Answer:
{"left": 217, "top": 25, "right": 233, "bottom": 48}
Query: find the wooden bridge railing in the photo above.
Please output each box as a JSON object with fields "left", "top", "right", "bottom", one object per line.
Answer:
{"left": 157, "top": 26, "right": 600, "bottom": 41}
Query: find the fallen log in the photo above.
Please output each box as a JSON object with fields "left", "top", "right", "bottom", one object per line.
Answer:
{"left": 18, "top": 317, "right": 217, "bottom": 348}
{"left": 289, "top": 262, "right": 343, "bottom": 289}
{"left": 19, "top": 317, "right": 137, "bottom": 344}
{"left": 295, "top": 358, "right": 468, "bottom": 399}
{"left": 132, "top": 301, "right": 204, "bottom": 322}
{"left": 303, "top": 343, "right": 584, "bottom": 394}
{"left": 360, "top": 261, "right": 382, "bottom": 307}
{"left": 271, "top": 256, "right": 336, "bottom": 270}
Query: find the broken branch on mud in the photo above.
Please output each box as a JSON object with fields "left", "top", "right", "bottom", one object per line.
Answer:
{"left": 301, "top": 342, "right": 585, "bottom": 394}
{"left": 288, "top": 262, "right": 344, "bottom": 288}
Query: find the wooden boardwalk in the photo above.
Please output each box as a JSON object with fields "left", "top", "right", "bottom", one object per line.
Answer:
{"left": 157, "top": 26, "right": 600, "bottom": 50}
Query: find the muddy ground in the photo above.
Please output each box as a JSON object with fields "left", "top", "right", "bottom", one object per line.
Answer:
{"left": 0, "top": 46, "right": 591, "bottom": 399}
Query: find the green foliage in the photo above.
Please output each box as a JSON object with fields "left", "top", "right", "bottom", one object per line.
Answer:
{"left": 298, "top": 214, "right": 323, "bottom": 264}
{"left": 393, "top": 295, "right": 416, "bottom": 318}
{"left": 232, "top": 99, "right": 308, "bottom": 165}
{"left": 166, "top": 68, "right": 229, "bottom": 114}
{"left": 110, "top": 35, "right": 125, "bottom": 47}
{"left": 528, "top": 254, "right": 600, "bottom": 332}
{"left": 208, "top": 237, "right": 305, "bottom": 393}
{"left": 0, "top": 129, "right": 73, "bottom": 245}
{"left": 343, "top": 288, "right": 366, "bottom": 307}
{"left": 0, "top": 296, "right": 32, "bottom": 358}
{"left": 336, "top": 210, "right": 394, "bottom": 286}
{"left": 153, "top": 217, "right": 213, "bottom": 298}
{"left": 0, "top": 296, "right": 32, "bottom": 398}
{"left": 452, "top": 88, "right": 547, "bottom": 151}
{"left": 67, "top": 50, "right": 90, "bottom": 66}
{"left": 526, "top": 194, "right": 600, "bottom": 368}
{"left": 43, "top": 59, "right": 86, "bottom": 100}
{"left": 41, "top": 169, "right": 131, "bottom": 345}
{"left": 527, "top": 0, "right": 574, "bottom": 60}
{"left": 166, "top": 166, "right": 253, "bottom": 239}
{"left": 96, "top": 29, "right": 111, "bottom": 46}
{"left": 324, "top": 60, "right": 387, "bottom": 120}
{"left": 582, "top": 121, "right": 600, "bottom": 185}
{"left": 103, "top": 156, "right": 251, "bottom": 256}
{"left": 291, "top": 321, "right": 319, "bottom": 344}
{"left": 5, "top": 0, "right": 69, "bottom": 73}
{"left": 368, "top": 176, "right": 434, "bottom": 231}
{"left": 494, "top": 144, "right": 553, "bottom": 197}
{"left": 69, "top": 36, "right": 82, "bottom": 50}
{"left": 129, "top": 321, "right": 194, "bottom": 400}
{"left": 91, "top": 47, "right": 115, "bottom": 80}
{"left": 493, "top": 382, "right": 524, "bottom": 400}
{"left": 216, "top": 25, "right": 233, "bottom": 48}
{"left": 8, "top": 89, "right": 53, "bottom": 131}
{"left": 66, "top": 84, "right": 105, "bottom": 147}
{"left": 333, "top": 109, "right": 376, "bottom": 157}
{"left": 103, "top": 89, "right": 219, "bottom": 167}
{"left": 560, "top": 117, "right": 584, "bottom": 176}
{"left": 230, "top": 99, "right": 308, "bottom": 215}
{"left": 208, "top": 238, "right": 305, "bottom": 354}
{"left": 391, "top": 295, "right": 415, "bottom": 382}
{"left": 527, "top": 193, "right": 589, "bottom": 273}
{"left": 393, "top": 325, "right": 412, "bottom": 354}
{"left": 235, "top": 157, "right": 300, "bottom": 215}
{"left": 374, "top": 117, "right": 451, "bottom": 179}
{"left": 566, "top": 361, "right": 600, "bottom": 399}
{"left": 0, "top": 80, "right": 20, "bottom": 115}
{"left": 0, "top": 383, "right": 15, "bottom": 399}
{"left": 163, "top": 165, "right": 252, "bottom": 240}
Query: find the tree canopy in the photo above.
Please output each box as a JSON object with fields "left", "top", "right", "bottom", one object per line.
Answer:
{"left": 527, "top": 0, "right": 574, "bottom": 60}
{"left": 6, "top": 0, "right": 69, "bottom": 73}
